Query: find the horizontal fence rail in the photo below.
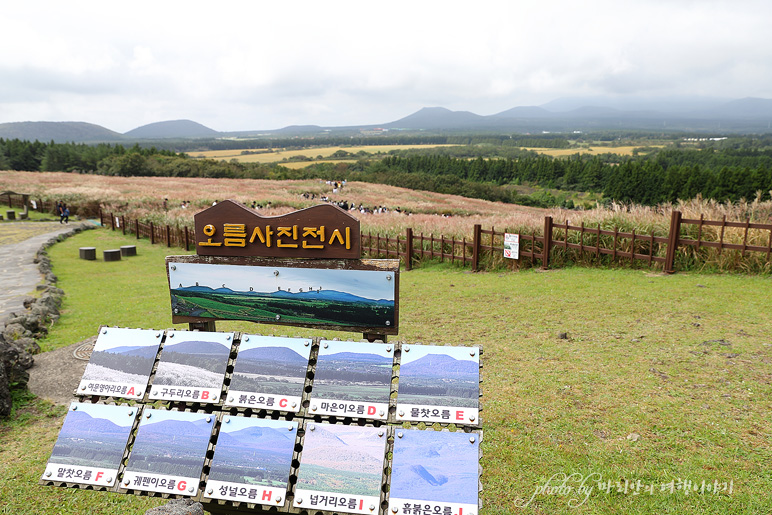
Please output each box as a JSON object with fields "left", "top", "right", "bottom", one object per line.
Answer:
{"left": 97, "top": 210, "right": 772, "bottom": 274}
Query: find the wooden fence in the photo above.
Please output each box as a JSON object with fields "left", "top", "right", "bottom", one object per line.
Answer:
{"left": 98, "top": 210, "right": 772, "bottom": 274}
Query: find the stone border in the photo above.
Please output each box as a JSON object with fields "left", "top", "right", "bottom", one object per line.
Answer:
{"left": 0, "top": 223, "right": 94, "bottom": 417}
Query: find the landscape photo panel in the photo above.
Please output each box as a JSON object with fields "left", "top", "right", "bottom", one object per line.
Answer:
{"left": 396, "top": 345, "right": 480, "bottom": 425}
{"left": 388, "top": 428, "right": 480, "bottom": 514}
{"left": 309, "top": 340, "right": 393, "bottom": 420}
{"left": 205, "top": 416, "right": 298, "bottom": 505}
{"left": 43, "top": 402, "right": 137, "bottom": 487}
{"left": 78, "top": 327, "right": 163, "bottom": 399}
{"left": 167, "top": 262, "right": 396, "bottom": 329}
{"left": 225, "top": 334, "right": 312, "bottom": 411}
{"left": 149, "top": 330, "right": 233, "bottom": 403}
{"left": 123, "top": 409, "right": 214, "bottom": 495}
{"left": 293, "top": 423, "right": 387, "bottom": 514}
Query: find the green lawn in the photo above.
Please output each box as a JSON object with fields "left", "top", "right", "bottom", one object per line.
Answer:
{"left": 2, "top": 228, "right": 771, "bottom": 514}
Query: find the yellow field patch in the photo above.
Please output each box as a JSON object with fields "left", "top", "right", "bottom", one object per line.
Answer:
{"left": 525, "top": 145, "right": 660, "bottom": 157}
{"left": 190, "top": 144, "right": 459, "bottom": 164}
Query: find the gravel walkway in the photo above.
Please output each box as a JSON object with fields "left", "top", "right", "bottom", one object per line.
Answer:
{"left": 0, "top": 220, "right": 92, "bottom": 404}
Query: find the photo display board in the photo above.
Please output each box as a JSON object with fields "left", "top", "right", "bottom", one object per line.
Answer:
{"left": 78, "top": 327, "right": 162, "bottom": 399}
{"left": 309, "top": 340, "right": 394, "bottom": 420}
{"left": 47, "top": 329, "right": 483, "bottom": 514}
{"left": 205, "top": 416, "right": 298, "bottom": 506}
{"left": 122, "top": 409, "right": 214, "bottom": 495}
{"left": 294, "top": 423, "right": 387, "bottom": 514}
{"left": 389, "top": 428, "right": 481, "bottom": 515}
{"left": 149, "top": 330, "right": 233, "bottom": 403}
{"left": 166, "top": 257, "right": 399, "bottom": 335}
{"left": 43, "top": 402, "right": 137, "bottom": 487}
{"left": 225, "top": 335, "right": 312, "bottom": 412}
{"left": 396, "top": 344, "right": 480, "bottom": 426}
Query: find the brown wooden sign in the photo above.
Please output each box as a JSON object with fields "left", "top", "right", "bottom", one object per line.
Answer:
{"left": 194, "top": 200, "right": 361, "bottom": 259}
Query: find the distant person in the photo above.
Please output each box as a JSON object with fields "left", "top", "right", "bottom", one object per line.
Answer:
{"left": 61, "top": 203, "right": 69, "bottom": 224}
{"left": 57, "top": 201, "right": 64, "bottom": 223}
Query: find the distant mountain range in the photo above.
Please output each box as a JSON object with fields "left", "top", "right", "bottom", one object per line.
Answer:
{"left": 175, "top": 285, "right": 392, "bottom": 306}
{"left": 236, "top": 346, "right": 307, "bottom": 364}
{"left": 58, "top": 410, "right": 132, "bottom": 438}
{"left": 3, "top": 97, "right": 772, "bottom": 143}
{"left": 216, "top": 424, "right": 295, "bottom": 450}
{"left": 101, "top": 344, "right": 160, "bottom": 359}
{"left": 400, "top": 354, "right": 478, "bottom": 378}
{"left": 160, "top": 339, "right": 231, "bottom": 357}
{"left": 319, "top": 351, "right": 393, "bottom": 364}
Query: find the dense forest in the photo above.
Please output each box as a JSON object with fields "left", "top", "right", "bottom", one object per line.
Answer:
{"left": 2, "top": 136, "right": 772, "bottom": 207}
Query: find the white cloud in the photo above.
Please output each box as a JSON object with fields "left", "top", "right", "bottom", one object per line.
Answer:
{"left": 1, "top": 0, "right": 771, "bottom": 132}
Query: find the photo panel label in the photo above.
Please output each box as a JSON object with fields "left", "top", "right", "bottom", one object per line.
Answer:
{"left": 294, "top": 423, "right": 387, "bottom": 514}
{"left": 149, "top": 331, "right": 233, "bottom": 403}
{"left": 123, "top": 409, "right": 215, "bottom": 495}
{"left": 396, "top": 345, "right": 480, "bottom": 425}
{"left": 43, "top": 402, "right": 137, "bottom": 487}
{"left": 310, "top": 340, "right": 394, "bottom": 420}
{"left": 205, "top": 416, "right": 298, "bottom": 506}
{"left": 225, "top": 335, "right": 312, "bottom": 412}
{"left": 389, "top": 429, "right": 480, "bottom": 515}
{"left": 78, "top": 327, "right": 163, "bottom": 399}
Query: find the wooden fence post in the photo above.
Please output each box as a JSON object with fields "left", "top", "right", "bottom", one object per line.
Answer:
{"left": 405, "top": 228, "right": 414, "bottom": 271}
{"left": 166, "top": 225, "right": 171, "bottom": 247}
{"left": 135, "top": 219, "right": 140, "bottom": 240}
{"left": 664, "top": 210, "right": 682, "bottom": 274}
{"left": 121, "top": 216, "right": 126, "bottom": 235}
{"left": 542, "top": 216, "right": 553, "bottom": 270}
{"left": 184, "top": 226, "right": 190, "bottom": 251}
{"left": 150, "top": 222, "right": 155, "bottom": 245}
{"left": 110, "top": 213, "right": 115, "bottom": 230}
{"left": 472, "top": 224, "right": 482, "bottom": 272}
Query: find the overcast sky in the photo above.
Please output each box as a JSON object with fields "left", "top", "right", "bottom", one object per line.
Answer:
{"left": 2, "top": 0, "right": 770, "bottom": 133}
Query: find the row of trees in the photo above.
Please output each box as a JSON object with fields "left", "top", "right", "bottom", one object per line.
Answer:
{"left": 0, "top": 138, "right": 177, "bottom": 172}
{"left": 3, "top": 137, "right": 772, "bottom": 206}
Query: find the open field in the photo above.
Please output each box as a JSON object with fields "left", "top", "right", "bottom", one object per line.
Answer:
{"left": 189, "top": 144, "right": 460, "bottom": 164}
{"left": 1, "top": 228, "right": 771, "bottom": 514}
{"left": 189, "top": 144, "right": 653, "bottom": 165}
{"left": 525, "top": 145, "right": 657, "bottom": 157}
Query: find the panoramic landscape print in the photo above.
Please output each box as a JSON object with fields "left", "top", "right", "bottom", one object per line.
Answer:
{"left": 228, "top": 335, "right": 311, "bottom": 400}
{"left": 167, "top": 262, "right": 395, "bottom": 328}
{"left": 47, "top": 403, "right": 135, "bottom": 472}
{"left": 79, "top": 328, "right": 162, "bottom": 398}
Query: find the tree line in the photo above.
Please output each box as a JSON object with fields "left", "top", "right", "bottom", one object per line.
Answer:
{"left": 3, "top": 137, "right": 772, "bottom": 206}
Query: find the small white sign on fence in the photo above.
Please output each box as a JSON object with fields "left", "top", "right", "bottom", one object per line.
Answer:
{"left": 504, "top": 233, "right": 519, "bottom": 260}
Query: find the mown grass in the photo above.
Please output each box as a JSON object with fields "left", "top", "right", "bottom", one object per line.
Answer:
{"left": 2, "top": 228, "right": 771, "bottom": 514}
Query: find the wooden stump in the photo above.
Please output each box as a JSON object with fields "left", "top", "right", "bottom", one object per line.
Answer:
{"left": 103, "top": 249, "right": 122, "bottom": 262}
{"left": 120, "top": 245, "right": 137, "bottom": 257}
{"left": 5, "top": 210, "right": 15, "bottom": 220}
{"left": 79, "top": 247, "right": 97, "bottom": 260}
